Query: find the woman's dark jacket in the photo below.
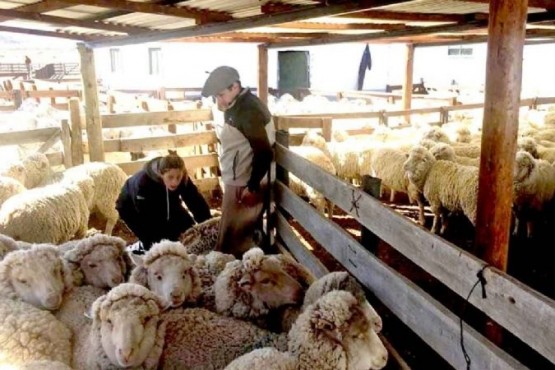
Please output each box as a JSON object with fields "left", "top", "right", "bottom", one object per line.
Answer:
{"left": 116, "top": 157, "right": 211, "bottom": 248}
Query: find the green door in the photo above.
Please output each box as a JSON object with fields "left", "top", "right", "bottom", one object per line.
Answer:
{"left": 278, "top": 50, "right": 310, "bottom": 99}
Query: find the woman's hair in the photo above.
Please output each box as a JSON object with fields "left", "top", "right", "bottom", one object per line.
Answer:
{"left": 159, "top": 150, "right": 186, "bottom": 175}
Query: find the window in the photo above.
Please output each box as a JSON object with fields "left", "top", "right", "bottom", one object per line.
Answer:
{"left": 110, "top": 48, "right": 121, "bottom": 73}
{"left": 149, "top": 48, "right": 162, "bottom": 75}
{"left": 447, "top": 46, "right": 474, "bottom": 57}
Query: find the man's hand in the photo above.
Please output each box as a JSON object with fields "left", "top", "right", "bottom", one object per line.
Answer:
{"left": 240, "top": 187, "right": 258, "bottom": 207}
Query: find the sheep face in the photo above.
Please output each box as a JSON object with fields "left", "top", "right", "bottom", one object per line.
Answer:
{"left": 239, "top": 259, "right": 304, "bottom": 309}
{"left": 99, "top": 298, "right": 162, "bottom": 368}
{"left": 403, "top": 147, "right": 434, "bottom": 190}
{"left": 80, "top": 246, "right": 126, "bottom": 288}
{"left": 430, "top": 143, "right": 455, "bottom": 161}
{"left": 340, "top": 307, "right": 388, "bottom": 370}
{"left": 517, "top": 138, "right": 539, "bottom": 158}
{"left": 514, "top": 151, "right": 535, "bottom": 183}
{"left": 2, "top": 248, "right": 70, "bottom": 310}
{"left": 146, "top": 255, "right": 198, "bottom": 309}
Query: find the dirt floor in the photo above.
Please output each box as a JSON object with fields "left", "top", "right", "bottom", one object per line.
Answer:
{"left": 102, "top": 189, "right": 552, "bottom": 370}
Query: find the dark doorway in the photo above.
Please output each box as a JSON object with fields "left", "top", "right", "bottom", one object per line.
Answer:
{"left": 278, "top": 50, "right": 310, "bottom": 99}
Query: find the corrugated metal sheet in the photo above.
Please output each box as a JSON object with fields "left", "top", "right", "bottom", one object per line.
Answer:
{"left": 0, "top": 0, "right": 37, "bottom": 9}
{"left": 378, "top": 0, "right": 545, "bottom": 14}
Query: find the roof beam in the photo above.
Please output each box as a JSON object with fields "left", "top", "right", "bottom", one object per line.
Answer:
{"left": 0, "top": 8, "right": 150, "bottom": 34}
{"left": 338, "top": 10, "right": 471, "bottom": 23}
{"left": 458, "top": 0, "right": 555, "bottom": 10}
{"left": 275, "top": 21, "right": 408, "bottom": 31}
{"left": 267, "top": 15, "right": 488, "bottom": 48}
{"left": 58, "top": 0, "right": 232, "bottom": 23}
{"left": 0, "top": 24, "right": 99, "bottom": 41}
{"left": 13, "top": 0, "right": 69, "bottom": 13}
{"left": 87, "top": 0, "right": 411, "bottom": 48}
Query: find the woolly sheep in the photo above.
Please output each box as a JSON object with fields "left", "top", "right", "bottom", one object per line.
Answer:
{"left": 403, "top": 146, "right": 478, "bottom": 234}
{"left": 1, "top": 153, "right": 53, "bottom": 189}
{"left": 225, "top": 290, "right": 388, "bottom": 370}
{"left": 85, "top": 283, "right": 167, "bottom": 369}
{"left": 518, "top": 136, "right": 555, "bottom": 164}
{"left": 289, "top": 145, "right": 336, "bottom": 218}
{"left": 62, "top": 233, "right": 132, "bottom": 288}
{"left": 0, "top": 298, "right": 72, "bottom": 367}
{"left": 0, "top": 244, "right": 73, "bottom": 310}
{"left": 451, "top": 143, "right": 481, "bottom": 159}
{"left": 430, "top": 143, "right": 480, "bottom": 167}
{"left": 130, "top": 240, "right": 202, "bottom": 310}
{"left": 0, "top": 162, "right": 26, "bottom": 185}
{"left": 0, "top": 177, "right": 93, "bottom": 243}
{"left": 179, "top": 216, "right": 221, "bottom": 254}
{"left": 512, "top": 151, "right": 555, "bottom": 237}
{"left": 0, "top": 233, "right": 32, "bottom": 260}
{"left": 160, "top": 307, "right": 287, "bottom": 369}
{"left": 302, "top": 271, "right": 383, "bottom": 334}
{"left": 44, "top": 162, "right": 128, "bottom": 235}
{"left": 215, "top": 248, "right": 314, "bottom": 330}
{"left": 0, "top": 175, "right": 26, "bottom": 208}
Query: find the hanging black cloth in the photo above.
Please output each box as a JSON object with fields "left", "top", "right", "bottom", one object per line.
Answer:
{"left": 357, "top": 44, "right": 372, "bottom": 90}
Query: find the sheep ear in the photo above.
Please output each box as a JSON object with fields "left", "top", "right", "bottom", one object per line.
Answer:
{"left": 128, "top": 252, "right": 145, "bottom": 267}
{"left": 238, "top": 274, "right": 253, "bottom": 290}
{"left": 61, "top": 260, "right": 75, "bottom": 290}
{"left": 129, "top": 266, "right": 149, "bottom": 287}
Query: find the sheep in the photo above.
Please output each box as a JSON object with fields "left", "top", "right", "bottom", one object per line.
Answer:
{"left": 62, "top": 233, "right": 132, "bottom": 288}
{"left": 0, "top": 298, "right": 72, "bottom": 367}
{"left": 518, "top": 136, "right": 555, "bottom": 164}
{"left": 302, "top": 271, "right": 383, "bottom": 334}
{"left": 289, "top": 145, "right": 337, "bottom": 218}
{"left": 429, "top": 143, "right": 480, "bottom": 167}
{"left": 0, "top": 177, "right": 93, "bottom": 244}
{"left": 84, "top": 283, "right": 167, "bottom": 370}
{"left": 187, "top": 250, "right": 236, "bottom": 310}
{"left": 0, "top": 244, "right": 73, "bottom": 310}
{"left": 451, "top": 143, "right": 481, "bottom": 159}
{"left": 0, "top": 175, "right": 26, "bottom": 207}
{"left": 43, "top": 162, "right": 128, "bottom": 235}
{"left": 512, "top": 150, "right": 555, "bottom": 237}
{"left": 160, "top": 307, "right": 287, "bottom": 369}
{"left": 403, "top": 146, "right": 479, "bottom": 234}
{"left": 0, "top": 161, "right": 26, "bottom": 185}
{"left": 130, "top": 239, "right": 202, "bottom": 310}
{"left": 1, "top": 153, "right": 53, "bottom": 189}
{"left": 225, "top": 290, "right": 388, "bottom": 370}
{"left": 179, "top": 216, "right": 221, "bottom": 255}
{"left": 215, "top": 247, "right": 314, "bottom": 330}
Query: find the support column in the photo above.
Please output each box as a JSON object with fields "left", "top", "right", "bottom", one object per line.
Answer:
{"left": 474, "top": 0, "right": 528, "bottom": 271}
{"left": 401, "top": 43, "right": 414, "bottom": 124}
{"left": 77, "top": 43, "right": 104, "bottom": 162}
{"left": 258, "top": 44, "right": 269, "bottom": 104}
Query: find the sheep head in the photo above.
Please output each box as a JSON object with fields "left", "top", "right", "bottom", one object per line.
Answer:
{"left": 179, "top": 216, "right": 220, "bottom": 254}
{"left": 92, "top": 283, "right": 166, "bottom": 369}
{"left": 514, "top": 150, "right": 536, "bottom": 184}
{"left": 0, "top": 163, "right": 26, "bottom": 186}
{"left": 130, "top": 240, "right": 201, "bottom": 309}
{"left": 517, "top": 137, "right": 539, "bottom": 159}
{"left": 403, "top": 146, "right": 435, "bottom": 191}
{"left": 430, "top": 143, "right": 456, "bottom": 162}
{"left": 420, "top": 126, "right": 451, "bottom": 144}
{"left": 290, "top": 290, "right": 388, "bottom": 370}
{"left": 64, "top": 234, "right": 129, "bottom": 288}
{"left": 0, "top": 245, "right": 72, "bottom": 310}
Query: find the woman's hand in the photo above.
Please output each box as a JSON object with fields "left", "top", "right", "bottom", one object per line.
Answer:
{"left": 239, "top": 187, "right": 258, "bottom": 207}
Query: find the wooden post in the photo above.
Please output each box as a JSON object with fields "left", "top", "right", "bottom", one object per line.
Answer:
{"left": 475, "top": 0, "right": 527, "bottom": 271}
{"left": 361, "top": 175, "right": 381, "bottom": 253}
{"left": 12, "top": 90, "right": 22, "bottom": 109}
{"left": 275, "top": 130, "right": 289, "bottom": 186}
{"left": 401, "top": 43, "right": 414, "bottom": 125}
{"left": 60, "top": 119, "right": 73, "bottom": 168}
{"left": 258, "top": 44, "right": 268, "bottom": 105}
{"left": 77, "top": 43, "right": 104, "bottom": 162}
{"left": 49, "top": 87, "right": 56, "bottom": 106}
{"left": 321, "top": 117, "right": 332, "bottom": 142}
{"left": 68, "top": 98, "right": 84, "bottom": 165}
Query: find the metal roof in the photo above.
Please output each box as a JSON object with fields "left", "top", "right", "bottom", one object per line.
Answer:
{"left": 0, "top": 0, "right": 552, "bottom": 47}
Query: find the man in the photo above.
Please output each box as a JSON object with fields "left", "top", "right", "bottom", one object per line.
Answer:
{"left": 202, "top": 66, "right": 275, "bottom": 258}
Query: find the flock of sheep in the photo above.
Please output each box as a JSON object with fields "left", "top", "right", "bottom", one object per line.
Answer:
{"left": 289, "top": 106, "right": 555, "bottom": 239}
{"left": 0, "top": 224, "right": 388, "bottom": 369}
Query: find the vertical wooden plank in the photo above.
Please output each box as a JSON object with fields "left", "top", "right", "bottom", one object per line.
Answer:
{"left": 275, "top": 130, "right": 290, "bottom": 186}
{"left": 49, "top": 87, "right": 56, "bottom": 106}
{"left": 77, "top": 43, "right": 105, "bottom": 162}
{"left": 321, "top": 117, "right": 332, "bottom": 142}
{"left": 258, "top": 44, "right": 269, "bottom": 105}
{"left": 475, "top": 0, "right": 528, "bottom": 272}
{"left": 60, "top": 119, "right": 73, "bottom": 168}
{"left": 68, "top": 97, "right": 85, "bottom": 166}
{"left": 361, "top": 175, "right": 381, "bottom": 253}
{"left": 12, "top": 90, "right": 22, "bottom": 109}
{"left": 401, "top": 43, "right": 414, "bottom": 124}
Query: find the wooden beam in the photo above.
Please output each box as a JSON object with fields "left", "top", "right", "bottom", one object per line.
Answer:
{"left": 475, "top": 0, "right": 528, "bottom": 270}
{"left": 460, "top": 0, "right": 554, "bottom": 10}
{"left": 58, "top": 0, "right": 232, "bottom": 23}
{"left": 267, "top": 17, "right": 487, "bottom": 48}
{"left": 258, "top": 44, "right": 268, "bottom": 105}
{"left": 0, "top": 25, "right": 96, "bottom": 41}
{"left": 86, "top": 0, "right": 411, "bottom": 48}
{"left": 79, "top": 0, "right": 184, "bottom": 21}
{"left": 0, "top": 8, "right": 148, "bottom": 34}
{"left": 275, "top": 21, "right": 408, "bottom": 31}
{"left": 77, "top": 43, "right": 104, "bottom": 162}
{"left": 14, "top": 0, "right": 68, "bottom": 13}
{"left": 338, "top": 9, "right": 470, "bottom": 22}
{"left": 401, "top": 43, "right": 414, "bottom": 124}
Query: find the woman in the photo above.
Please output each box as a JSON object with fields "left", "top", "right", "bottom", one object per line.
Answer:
{"left": 116, "top": 150, "right": 211, "bottom": 254}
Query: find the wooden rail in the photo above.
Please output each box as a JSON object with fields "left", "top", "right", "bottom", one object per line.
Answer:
{"left": 275, "top": 143, "right": 555, "bottom": 365}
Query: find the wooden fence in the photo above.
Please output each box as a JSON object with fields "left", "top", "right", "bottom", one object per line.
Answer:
{"left": 273, "top": 141, "right": 555, "bottom": 368}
